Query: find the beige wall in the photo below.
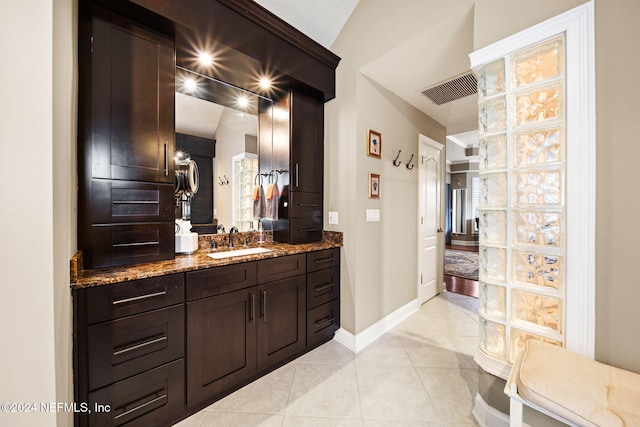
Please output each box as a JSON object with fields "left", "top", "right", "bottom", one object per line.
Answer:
{"left": 0, "top": 0, "right": 76, "bottom": 425}
{"left": 327, "top": 0, "right": 448, "bottom": 334}
{"left": 593, "top": 0, "right": 640, "bottom": 373}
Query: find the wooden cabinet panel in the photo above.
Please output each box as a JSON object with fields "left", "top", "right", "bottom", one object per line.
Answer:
{"left": 88, "top": 305, "right": 184, "bottom": 391}
{"left": 186, "top": 262, "right": 257, "bottom": 301}
{"left": 258, "top": 276, "right": 306, "bottom": 370}
{"left": 87, "top": 359, "right": 184, "bottom": 427}
{"left": 307, "top": 299, "right": 340, "bottom": 348}
{"left": 289, "top": 191, "right": 322, "bottom": 219}
{"left": 307, "top": 267, "right": 340, "bottom": 310}
{"left": 187, "top": 288, "right": 258, "bottom": 406}
{"left": 290, "top": 90, "right": 323, "bottom": 194}
{"left": 257, "top": 254, "right": 306, "bottom": 284}
{"left": 90, "top": 223, "right": 174, "bottom": 268}
{"left": 307, "top": 248, "right": 340, "bottom": 273}
{"left": 90, "top": 180, "right": 174, "bottom": 223}
{"left": 84, "top": 273, "right": 184, "bottom": 324}
{"left": 91, "top": 7, "right": 175, "bottom": 183}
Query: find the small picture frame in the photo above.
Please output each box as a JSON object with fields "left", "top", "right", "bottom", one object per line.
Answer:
{"left": 369, "top": 173, "right": 380, "bottom": 198}
{"left": 367, "top": 129, "right": 382, "bottom": 158}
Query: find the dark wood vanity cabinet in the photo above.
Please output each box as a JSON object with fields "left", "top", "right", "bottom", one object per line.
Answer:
{"left": 272, "top": 90, "right": 325, "bottom": 244}
{"left": 186, "top": 256, "right": 306, "bottom": 405}
{"left": 73, "top": 274, "right": 186, "bottom": 427}
{"left": 78, "top": 6, "right": 176, "bottom": 269}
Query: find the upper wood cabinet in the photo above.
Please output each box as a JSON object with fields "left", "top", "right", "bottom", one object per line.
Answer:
{"left": 90, "top": 7, "right": 175, "bottom": 183}
{"left": 271, "top": 90, "right": 324, "bottom": 244}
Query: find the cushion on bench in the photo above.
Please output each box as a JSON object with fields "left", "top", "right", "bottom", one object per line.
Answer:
{"left": 512, "top": 341, "right": 640, "bottom": 427}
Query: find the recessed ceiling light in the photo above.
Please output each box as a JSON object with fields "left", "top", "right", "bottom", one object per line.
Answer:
{"left": 237, "top": 96, "right": 249, "bottom": 108}
{"left": 183, "top": 78, "right": 197, "bottom": 92}
{"left": 259, "top": 77, "right": 271, "bottom": 89}
{"left": 197, "top": 52, "right": 214, "bottom": 66}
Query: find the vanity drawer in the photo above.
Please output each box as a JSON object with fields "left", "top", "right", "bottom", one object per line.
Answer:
{"left": 289, "top": 191, "right": 322, "bottom": 218}
{"left": 307, "top": 299, "right": 340, "bottom": 347}
{"left": 90, "top": 223, "right": 175, "bottom": 268}
{"left": 90, "top": 179, "right": 174, "bottom": 223}
{"left": 187, "top": 262, "right": 257, "bottom": 301}
{"left": 84, "top": 274, "right": 184, "bottom": 325}
{"left": 88, "top": 359, "right": 184, "bottom": 427}
{"left": 307, "top": 267, "right": 340, "bottom": 309}
{"left": 306, "top": 248, "right": 340, "bottom": 273}
{"left": 88, "top": 305, "right": 184, "bottom": 391}
{"left": 290, "top": 218, "right": 323, "bottom": 244}
{"left": 258, "top": 254, "right": 306, "bottom": 283}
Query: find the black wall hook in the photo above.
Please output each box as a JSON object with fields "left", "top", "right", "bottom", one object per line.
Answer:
{"left": 393, "top": 150, "right": 402, "bottom": 167}
{"left": 406, "top": 154, "right": 415, "bottom": 170}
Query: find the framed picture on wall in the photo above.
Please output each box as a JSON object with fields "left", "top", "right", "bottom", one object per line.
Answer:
{"left": 367, "top": 129, "right": 382, "bottom": 158}
{"left": 369, "top": 173, "right": 380, "bottom": 198}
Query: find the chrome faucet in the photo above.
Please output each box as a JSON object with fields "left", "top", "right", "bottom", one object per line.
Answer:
{"left": 228, "top": 226, "right": 239, "bottom": 248}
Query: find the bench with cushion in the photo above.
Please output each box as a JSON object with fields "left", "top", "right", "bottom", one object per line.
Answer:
{"left": 505, "top": 340, "right": 640, "bottom": 427}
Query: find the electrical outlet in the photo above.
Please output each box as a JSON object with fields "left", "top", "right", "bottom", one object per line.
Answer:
{"left": 328, "top": 211, "right": 339, "bottom": 225}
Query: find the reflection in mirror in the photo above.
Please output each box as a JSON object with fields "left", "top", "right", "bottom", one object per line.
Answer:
{"left": 452, "top": 189, "right": 466, "bottom": 234}
{"left": 175, "top": 67, "right": 273, "bottom": 233}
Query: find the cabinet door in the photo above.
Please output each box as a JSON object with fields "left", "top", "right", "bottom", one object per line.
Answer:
{"left": 187, "top": 288, "right": 258, "bottom": 406}
{"left": 290, "top": 90, "right": 323, "bottom": 193}
{"left": 258, "top": 276, "right": 306, "bottom": 371}
{"left": 92, "top": 8, "right": 175, "bottom": 183}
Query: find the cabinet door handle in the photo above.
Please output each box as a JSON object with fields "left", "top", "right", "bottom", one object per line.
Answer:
{"left": 315, "top": 283, "right": 334, "bottom": 293}
{"left": 164, "top": 141, "right": 169, "bottom": 176}
{"left": 113, "top": 393, "right": 167, "bottom": 421}
{"left": 262, "top": 290, "right": 267, "bottom": 322}
{"left": 295, "top": 163, "right": 299, "bottom": 188}
{"left": 314, "top": 257, "right": 334, "bottom": 265}
{"left": 298, "top": 203, "right": 319, "bottom": 207}
{"left": 298, "top": 228, "right": 319, "bottom": 233}
{"left": 112, "top": 291, "right": 167, "bottom": 305}
{"left": 250, "top": 293, "right": 256, "bottom": 326}
{"left": 113, "top": 335, "right": 167, "bottom": 357}
{"left": 314, "top": 316, "right": 334, "bottom": 330}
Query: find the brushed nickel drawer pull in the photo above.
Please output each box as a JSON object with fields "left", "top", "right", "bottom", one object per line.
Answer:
{"left": 314, "top": 257, "right": 334, "bottom": 264}
{"left": 113, "top": 336, "right": 167, "bottom": 356}
{"left": 112, "top": 200, "right": 159, "bottom": 204}
{"left": 298, "top": 203, "right": 319, "bottom": 207}
{"left": 314, "top": 316, "right": 334, "bottom": 330}
{"left": 295, "top": 163, "right": 299, "bottom": 188}
{"left": 298, "top": 228, "right": 319, "bottom": 232}
{"left": 113, "top": 393, "right": 167, "bottom": 420}
{"left": 262, "top": 290, "right": 268, "bottom": 322}
{"left": 112, "top": 291, "right": 167, "bottom": 305}
{"left": 112, "top": 241, "right": 159, "bottom": 248}
{"left": 164, "top": 141, "right": 169, "bottom": 176}
{"left": 315, "top": 283, "right": 334, "bottom": 293}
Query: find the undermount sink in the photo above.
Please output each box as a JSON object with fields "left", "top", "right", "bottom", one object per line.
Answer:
{"left": 206, "top": 247, "right": 272, "bottom": 259}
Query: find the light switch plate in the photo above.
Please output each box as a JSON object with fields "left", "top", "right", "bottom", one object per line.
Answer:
{"left": 328, "top": 211, "right": 339, "bottom": 225}
{"left": 366, "top": 209, "right": 380, "bottom": 222}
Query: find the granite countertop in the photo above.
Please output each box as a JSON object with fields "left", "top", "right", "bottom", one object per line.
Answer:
{"left": 71, "top": 233, "right": 342, "bottom": 289}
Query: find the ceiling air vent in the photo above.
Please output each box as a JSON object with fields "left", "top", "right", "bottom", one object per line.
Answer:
{"left": 420, "top": 71, "right": 477, "bottom": 105}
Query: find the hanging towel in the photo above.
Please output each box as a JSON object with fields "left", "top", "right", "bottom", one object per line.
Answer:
{"left": 253, "top": 185, "right": 266, "bottom": 219}
{"left": 266, "top": 183, "right": 280, "bottom": 221}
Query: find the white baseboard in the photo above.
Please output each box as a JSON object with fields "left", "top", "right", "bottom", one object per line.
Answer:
{"left": 473, "top": 394, "right": 511, "bottom": 427}
{"left": 473, "top": 394, "right": 532, "bottom": 427}
{"left": 451, "top": 239, "right": 479, "bottom": 247}
{"left": 333, "top": 299, "right": 419, "bottom": 353}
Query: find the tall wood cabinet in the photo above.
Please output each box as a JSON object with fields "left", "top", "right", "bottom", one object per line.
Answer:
{"left": 271, "top": 89, "right": 325, "bottom": 244}
{"left": 78, "top": 6, "right": 176, "bottom": 268}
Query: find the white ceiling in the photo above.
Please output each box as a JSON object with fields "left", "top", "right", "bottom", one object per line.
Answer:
{"left": 255, "top": 0, "right": 479, "bottom": 159}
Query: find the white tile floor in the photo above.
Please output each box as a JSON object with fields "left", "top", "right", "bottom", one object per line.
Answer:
{"left": 174, "top": 292, "right": 479, "bottom": 427}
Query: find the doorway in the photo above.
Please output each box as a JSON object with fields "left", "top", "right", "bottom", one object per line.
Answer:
{"left": 417, "top": 134, "right": 444, "bottom": 305}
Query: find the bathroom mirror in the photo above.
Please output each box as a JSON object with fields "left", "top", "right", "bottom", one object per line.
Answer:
{"left": 175, "top": 67, "right": 273, "bottom": 233}
{"left": 451, "top": 189, "right": 466, "bottom": 234}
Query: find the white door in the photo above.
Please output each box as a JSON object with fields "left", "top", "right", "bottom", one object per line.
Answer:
{"left": 418, "top": 134, "right": 444, "bottom": 304}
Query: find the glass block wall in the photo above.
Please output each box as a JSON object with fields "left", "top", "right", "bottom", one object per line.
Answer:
{"left": 233, "top": 154, "right": 259, "bottom": 232}
{"left": 477, "top": 36, "right": 566, "bottom": 364}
